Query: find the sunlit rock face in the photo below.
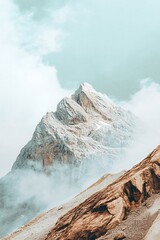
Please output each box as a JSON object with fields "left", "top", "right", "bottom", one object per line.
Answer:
{"left": 3, "top": 146, "right": 160, "bottom": 240}
{"left": 12, "top": 83, "right": 136, "bottom": 171}
{"left": 42, "top": 146, "right": 160, "bottom": 240}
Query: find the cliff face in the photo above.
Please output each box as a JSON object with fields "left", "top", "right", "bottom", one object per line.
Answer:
{"left": 3, "top": 146, "right": 160, "bottom": 240}
{"left": 12, "top": 83, "right": 135, "bottom": 171}
{"left": 45, "top": 146, "right": 160, "bottom": 240}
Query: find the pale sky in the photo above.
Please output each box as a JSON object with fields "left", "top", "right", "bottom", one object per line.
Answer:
{"left": 14, "top": 0, "right": 160, "bottom": 99}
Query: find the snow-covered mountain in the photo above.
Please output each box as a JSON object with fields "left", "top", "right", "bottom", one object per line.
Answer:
{"left": 0, "top": 83, "right": 136, "bottom": 238}
{"left": 13, "top": 83, "right": 135, "bottom": 171}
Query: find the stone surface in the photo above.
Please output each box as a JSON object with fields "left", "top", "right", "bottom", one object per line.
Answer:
{"left": 3, "top": 145, "right": 160, "bottom": 240}
{"left": 107, "top": 197, "right": 125, "bottom": 229}
{"left": 98, "top": 193, "right": 160, "bottom": 240}
{"left": 144, "top": 212, "right": 160, "bottom": 240}
{"left": 12, "top": 83, "right": 135, "bottom": 171}
{"left": 114, "top": 231, "right": 127, "bottom": 240}
{"left": 44, "top": 146, "right": 160, "bottom": 240}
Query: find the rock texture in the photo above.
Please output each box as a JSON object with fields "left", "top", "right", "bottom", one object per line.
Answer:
{"left": 3, "top": 146, "right": 160, "bottom": 240}
{"left": 97, "top": 193, "right": 160, "bottom": 240}
{"left": 44, "top": 146, "right": 160, "bottom": 240}
{"left": 12, "top": 83, "right": 135, "bottom": 171}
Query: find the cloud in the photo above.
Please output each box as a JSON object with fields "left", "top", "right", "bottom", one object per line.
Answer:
{"left": 15, "top": 0, "right": 160, "bottom": 99}
{"left": 110, "top": 80, "right": 160, "bottom": 172}
{"left": 0, "top": 0, "right": 71, "bottom": 177}
{"left": 52, "top": 5, "right": 74, "bottom": 25}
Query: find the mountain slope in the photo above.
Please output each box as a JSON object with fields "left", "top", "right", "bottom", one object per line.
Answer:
{"left": 3, "top": 145, "right": 160, "bottom": 240}
{"left": 2, "top": 172, "right": 123, "bottom": 240}
{"left": 45, "top": 145, "right": 160, "bottom": 240}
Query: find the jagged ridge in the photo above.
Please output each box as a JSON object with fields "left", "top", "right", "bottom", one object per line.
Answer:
{"left": 45, "top": 146, "right": 160, "bottom": 240}
{"left": 12, "top": 83, "right": 135, "bottom": 171}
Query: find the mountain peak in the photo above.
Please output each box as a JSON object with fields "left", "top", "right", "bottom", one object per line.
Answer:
{"left": 56, "top": 97, "right": 88, "bottom": 125}
{"left": 72, "top": 83, "right": 114, "bottom": 118}
{"left": 12, "top": 83, "right": 135, "bottom": 170}
{"left": 78, "top": 82, "right": 96, "bottom": 93}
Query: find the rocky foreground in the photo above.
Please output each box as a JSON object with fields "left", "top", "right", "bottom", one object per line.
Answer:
{"left": 3, "top": 145, "right": 160, "bottom": 240}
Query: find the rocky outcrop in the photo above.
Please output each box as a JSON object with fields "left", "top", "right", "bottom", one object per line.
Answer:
{"left": 98, "top": 193, "right": 160, "bottom": 240}
{"left": 12, "top": 83, "right": 135, "bottom": 171}
{"left": 44, "top": 146, "right": 160, "bottom": 240}
{"left": 3, "top": 146, "right": 160, "bottom": 240}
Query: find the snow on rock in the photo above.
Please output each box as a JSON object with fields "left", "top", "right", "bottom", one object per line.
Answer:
{"left": 12, "top": 83, "right": 136, "bottom": 171}
{"left": 0, "top": 83, "right": 137, "bottom": 238}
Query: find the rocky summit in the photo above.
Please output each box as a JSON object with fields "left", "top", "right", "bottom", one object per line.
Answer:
{"left": 12, "top": 83, "right": 135, "bottom": 171}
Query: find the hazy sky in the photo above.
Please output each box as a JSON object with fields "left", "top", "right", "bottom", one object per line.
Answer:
{"left": 14, "top": 0, "right": 160, "bottom": 99}
{"left": 1, "top": 0, "right": 160, "bottom": 176}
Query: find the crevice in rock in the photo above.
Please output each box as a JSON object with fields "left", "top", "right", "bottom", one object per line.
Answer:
{"left": 92, "top": 205, "right": 108, "bottom": 213}
{"left": 124, "top": 181, "right": 142, "bottom": 204}
{"left": 150, "top": 169, "right": 160, "bottom": 192}
{"left": 57, "top": 223, "right": 70, "bottom": 231}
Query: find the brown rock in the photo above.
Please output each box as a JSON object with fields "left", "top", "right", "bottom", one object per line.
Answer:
{"left": 44, "top": 146, "right": 160, "bottom": 240}
{"left": 130, "top": 173, "right": 144, "bottom": 193}
{"left": 150, "top": 149, "right": 160, "bottom": 165}
{"left": 3, "top": 146, "right": 160, "bottom": 240}
{"left": 107, "top": 197, "right": 125, "bottom": 229}
{"left": 114, "top": 231, "right": 127, "bottom": 240}
{"left": 153, "top": 163, "right": 160, "bottom": 177}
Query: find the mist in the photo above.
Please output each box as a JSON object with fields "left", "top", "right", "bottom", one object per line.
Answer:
{"left": 111, "top": 80, "right": 160, "bottom": 172}
{"left": 123, "top": 80, "right": 160, "bottom": 165}
{"left": 0, "top": 155, "right": 114, "bottom": 237}
{"left": 0, "top": 0, "right": 71, "bottom": 177}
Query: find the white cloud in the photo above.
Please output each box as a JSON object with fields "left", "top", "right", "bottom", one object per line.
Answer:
{"left": 0, "top": 0, "right": 71, "bottom": 177}
{"left": 53, "top": 5, "right": 74, "bottom": 25}
{"left": 114, "top": 80, "right": 160, "bottom": 171}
